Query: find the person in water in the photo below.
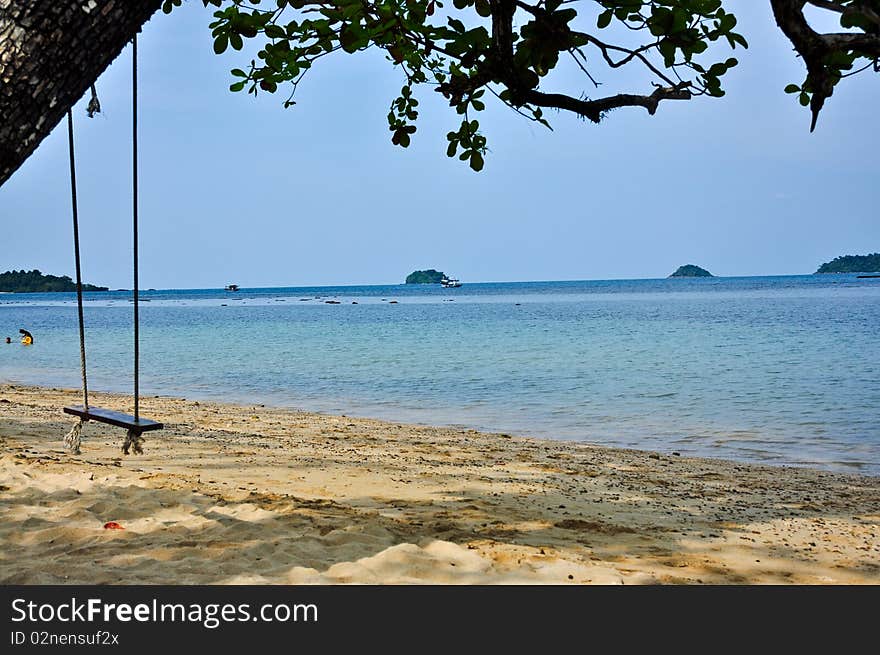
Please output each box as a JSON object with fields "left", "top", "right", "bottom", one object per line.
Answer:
{"left": 19, "top": 329, "right": 33, "bottom": 345}
{"left": 5, "top": 337, "right": 10, "bottom": 344}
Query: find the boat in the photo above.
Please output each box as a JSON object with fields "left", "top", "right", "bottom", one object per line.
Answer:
{"left": 440, "top": 277, "right": 462, "bottom": 288}
{"left": 224, "top": 284, "right": 239, "bottom": 292}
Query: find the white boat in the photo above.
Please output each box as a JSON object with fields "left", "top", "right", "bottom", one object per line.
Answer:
{"left": 440, "top": 277, "right": 462, "bottom": 288}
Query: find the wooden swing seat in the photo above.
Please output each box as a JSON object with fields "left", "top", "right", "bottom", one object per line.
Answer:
{"left": 63, "top": 405, "right": 163, "bottom": 433}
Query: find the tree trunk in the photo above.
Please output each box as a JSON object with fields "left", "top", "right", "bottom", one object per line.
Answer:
{"left": 0, "top": 0, "right": 162, "bottom": 186}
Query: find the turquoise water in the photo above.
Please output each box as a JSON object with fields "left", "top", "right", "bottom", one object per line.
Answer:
{"left": 1, "top": 275, "right": 878, "bottom": 475}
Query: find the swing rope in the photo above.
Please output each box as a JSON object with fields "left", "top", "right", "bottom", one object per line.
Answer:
{"left": 127, "top": 32, "right": 143, "bottom": 456}
{"left": 132, "top": 33, "right": 140, "bottom": 424}
{"left": 63, "top": 108, "right": 88, "bottom": 456}
{"left": 64, "top": 34, "right": 149, "bottom": 456}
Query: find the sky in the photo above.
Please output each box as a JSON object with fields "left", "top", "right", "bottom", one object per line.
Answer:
{"left": 0, "top": 1, "right": 877, "bottom": 289}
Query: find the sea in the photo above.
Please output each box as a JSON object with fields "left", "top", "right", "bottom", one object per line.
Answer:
{"left": 1, "top": 275, "right": 877, "bottom": 475}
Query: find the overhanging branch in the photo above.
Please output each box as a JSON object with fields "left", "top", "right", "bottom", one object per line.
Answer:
{"left": 0, "top": 0, "right": 164, "bottom": 186}
{"left": 771, "top": 0, "right": 880, "bottom": 131}
{"left": 522, "top": 84, "right": 693, "bottom": 123}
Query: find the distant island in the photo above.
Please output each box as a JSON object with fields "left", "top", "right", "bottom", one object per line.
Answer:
{"left": 0, "top": 269, "right": 108, "bottom": 293}
{"left": 405, "top": 269, "right": 447, "bottom": 284}
{"left": 815, "top": 253, "right": 880, "bottom": 274}
{"left": 669, "top": 264, "right": 713, "bottom": 278}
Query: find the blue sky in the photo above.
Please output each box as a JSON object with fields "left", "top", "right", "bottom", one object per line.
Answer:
{"left": 0, "top": 2, "right": 877, "bottom": 289}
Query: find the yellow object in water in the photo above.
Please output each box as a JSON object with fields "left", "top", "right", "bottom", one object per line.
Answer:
{"left": 21, "top": 335, "right": 32, "bottom": 345}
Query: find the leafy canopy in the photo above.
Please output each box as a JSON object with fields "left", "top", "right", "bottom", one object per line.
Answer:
{"left": 160, "top": 0, "right": 880, "bottom": 170}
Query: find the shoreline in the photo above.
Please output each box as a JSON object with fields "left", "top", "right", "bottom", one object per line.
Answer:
{"left": 5, "top": 376, "right": 874, "bottom": 478}
{"left": 1, "top": 383, "right": 878, "bottom": 584}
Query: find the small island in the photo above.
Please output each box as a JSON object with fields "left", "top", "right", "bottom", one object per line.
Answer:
{"left": 815, "top": 253, "right": 880, "bottom": 274}
{"left": 405, "top": 269, "right": 447, "bottom": 284}
{"left": 669, "top": 264, "right": 713, "bottom": 278}
{"left": 0, "top": 269, "right": 108, "bottom": 293}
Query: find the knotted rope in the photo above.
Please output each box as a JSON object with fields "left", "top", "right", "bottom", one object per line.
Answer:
{"left": 122, "top": 429, "right": 144, "bottom": 456}
{"left": 124, "top": 34, "right": 145, "bottom": 459}
{"left": 132, "top": 34, "right": 140, "bottom": 426}
{"left": 63, "top": 420, "right": 83, "bottom": 456}
{"left": 86, "top": 84, "right": 101, "bottom": 118}
{"left": 65, "top": 108, "right": 89, "bottom": 456}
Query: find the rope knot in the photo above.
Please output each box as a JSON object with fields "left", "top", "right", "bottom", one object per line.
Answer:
{"left": 122, "top": 429, "right": 144, "bottom": 456}
{"left": 63, "top": 419, "right": 83, "bottom": 455}
{"left": 86, "top": 84, "right": 101, "bottom": 118}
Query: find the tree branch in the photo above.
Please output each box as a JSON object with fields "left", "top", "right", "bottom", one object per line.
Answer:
{"left": 806, "top": 0, "right": 880, "bottom": 28}
{"left": 478, "top": 2, "right": 691, "bottom": 121}
{"left": 0, "top": 0, "right": 164, "bottom": 186}
{"left": 522, "top": 84, "right": 693, "bottom": 123}
{"left": 823, "top": 31, "right": 880, "bottom": 55}
{"left": 771, "top": 0, "right": 880, "bottom": 131}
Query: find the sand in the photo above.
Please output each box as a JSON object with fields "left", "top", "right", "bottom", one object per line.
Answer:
{"left": 0, "top": 383, "right": 877, "bottom": 584}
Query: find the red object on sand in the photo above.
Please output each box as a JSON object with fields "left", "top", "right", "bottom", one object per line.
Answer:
{"left": 103, "top": 522, "right": 124, "bottom": 530}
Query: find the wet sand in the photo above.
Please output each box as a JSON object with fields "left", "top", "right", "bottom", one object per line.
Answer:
{"left": 1, "top": 383, "right": 877, "bottom": 584}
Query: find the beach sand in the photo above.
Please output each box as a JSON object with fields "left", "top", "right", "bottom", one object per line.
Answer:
{"left": 0, "top": 383, "right": 877, "bottom": 584}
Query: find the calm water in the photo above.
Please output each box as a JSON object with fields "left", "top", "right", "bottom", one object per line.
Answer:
{"left": 1, "top": 275, "right": 878, "bottom": 475}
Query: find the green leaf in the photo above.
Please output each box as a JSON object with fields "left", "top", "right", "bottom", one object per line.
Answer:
{"left": 339, "top": 30, "right": 358, "bottom": 53}
{"left": 597, "top": 10, "right": 613, "bottom": 29}
{"left": 265, "top": 24, "right": 286, "bottom": 39}
{"left": 469, "top": 151, "right": 484, "bottom": 172}
{"left": 229, "top": 81, "right": 246, "bottom": 92}
{"left": 657, "top": 39, "right": 675, "bottom": 67}
{"left": 213, "top": 35, "right": 228, "bottom": 55}
{"left": 784, "top": 84, "right": 800, "bottom": 94}
{"left": 448, "top": 18, "right": 465, "bottom": 33}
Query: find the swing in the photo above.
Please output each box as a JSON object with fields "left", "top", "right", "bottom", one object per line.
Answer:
{"left": 63, "top": 35, "right": 163, "bottom": 455}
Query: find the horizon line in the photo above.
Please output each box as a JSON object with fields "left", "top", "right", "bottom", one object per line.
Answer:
{"left": 50, "top": 271, "right": 848, "bottom": 292}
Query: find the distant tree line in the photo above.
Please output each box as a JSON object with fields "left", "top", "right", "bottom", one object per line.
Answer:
{"left": 406, "top": 269, "right": 446, "bottom": 284}
{"left": 815, "top": 254, "right": 880, "bottom": 274}
{"left": 0, "top": 269, "right": 108, "bottom": 292}
{"left": 670, "top": 264, "right": 713, "bottom": 278}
